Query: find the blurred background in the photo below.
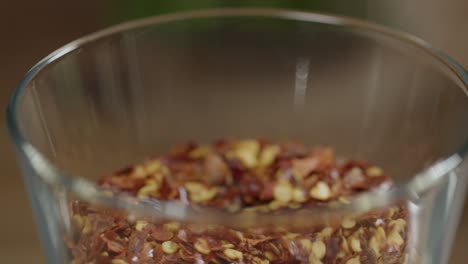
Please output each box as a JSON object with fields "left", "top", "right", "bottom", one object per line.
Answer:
{"left": 0, "top": 0, "right": 467, "bottom": 263}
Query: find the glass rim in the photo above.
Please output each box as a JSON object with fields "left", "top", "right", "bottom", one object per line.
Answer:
{"left": 6, "top": 8, "right": 468, "bottom": 227}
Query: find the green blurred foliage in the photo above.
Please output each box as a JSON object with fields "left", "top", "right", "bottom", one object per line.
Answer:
{"left": 110, "top": 0, "right": 368, "bottom": 23}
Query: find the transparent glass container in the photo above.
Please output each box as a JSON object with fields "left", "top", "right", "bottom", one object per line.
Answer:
{"left": 6, "top": 9, "right": 468, "bottom": 264}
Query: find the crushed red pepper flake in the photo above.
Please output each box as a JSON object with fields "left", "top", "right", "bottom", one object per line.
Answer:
{"left": 68, "top": 139, "right": 409, "bottom": 264}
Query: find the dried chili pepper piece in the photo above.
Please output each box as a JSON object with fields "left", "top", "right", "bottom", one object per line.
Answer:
{"left": 68, "top": 139, "right": 408, "bottom": 264}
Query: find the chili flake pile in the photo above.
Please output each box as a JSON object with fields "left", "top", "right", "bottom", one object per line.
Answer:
{"left": 69, "top": 139, "right": 408, "bottom": 264}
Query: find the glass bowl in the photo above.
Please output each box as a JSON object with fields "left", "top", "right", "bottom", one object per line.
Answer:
{"left": 6, "top": 8, "right": 468, "bottom": 264}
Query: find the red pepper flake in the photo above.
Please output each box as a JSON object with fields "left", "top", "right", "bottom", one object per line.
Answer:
{"left": 67, "top": 139, "right": 408, "bottom": 264}
{"left": 150, "top": 227, "right": 174, "bottom": 242}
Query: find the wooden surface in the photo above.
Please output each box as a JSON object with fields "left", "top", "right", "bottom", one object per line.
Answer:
{"left": 0, "top": 1, "right": 467, "bottom": 263}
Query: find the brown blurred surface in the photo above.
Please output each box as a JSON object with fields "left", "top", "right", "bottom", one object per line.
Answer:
{"left": 0, "top": 1, "right": 103, "bottom": 263}
{"left": 0, "top": 1, "right": 467, "bottom": 263}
